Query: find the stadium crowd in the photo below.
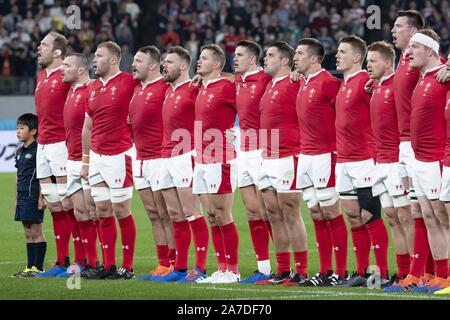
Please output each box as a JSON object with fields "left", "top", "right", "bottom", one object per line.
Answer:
{"left": 2, "top": 0, "right": 450, "bottom": 78}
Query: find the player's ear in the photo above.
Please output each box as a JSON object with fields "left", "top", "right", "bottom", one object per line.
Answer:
{"left": 54, "top": 49, "right": 62, "bottom": 58}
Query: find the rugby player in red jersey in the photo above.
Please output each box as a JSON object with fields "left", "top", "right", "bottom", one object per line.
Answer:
{"left": 81, "top": 41, "right": 138, "bottom": 279}
{"left": 125, "top": 46, "right": 177, "bottom": 281}
{"left": 293, "top": 38, "right": 349, "bottom": 287}
{"left": 60, "top": 53, "right": 99, "bottom": 278}
{"left": 366, "top": 42, "right": 410, "bottom": 286}
{"left": 233, "top": 40, "right": 273, "bottom": 283}
{"left": 156, "top": 46, "right": 210, "bottom": 283}
{"left": 34, "top": 32, "right": 75, "bottom": 277}
{"left": 255, "top": 42, "right": 308, "bottom": 286}
{"left": 334, "top": 35, "right": 388, "bottom": 287}
{"left": 193, "top": 44, "right": 240, "bottom": 284}
{"left": 386, "top": 30, "right": 450, "bottom": 292}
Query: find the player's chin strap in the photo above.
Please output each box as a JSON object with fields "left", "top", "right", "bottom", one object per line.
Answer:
{"left": 410, "top": 33, "right": 440, "bottom": 55}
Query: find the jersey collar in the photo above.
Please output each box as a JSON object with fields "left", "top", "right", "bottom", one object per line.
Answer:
{"left": 304, "top": 68, "right": 325, "bottom": 85}
{"left": 99, "top": 71, "right": 122, "bottom": 86}
{"left": 170, "top": 79, "right": 191, "bottom": 91}
{"left": 420, "top": 64, "right": 444, "bottom": 78}
{"left": 203, "top": 77, "right": 223, "bottom": 88}
{"left": 71, "top": 82, "right": 87, "bottom": 91}
{"left": 343, "top": 70, "right": 366, "bottom": 84}
{"left": 141, "top": 76, "right": 163, "bottom": 89}
{"left": 45, "top": 65, "right": 62, "bottom": 78}
{"left": 241, "top": 68, "right": 263, "bottom": 81}
{"left": 378, "top": 72, "right": 395, "bottom": 85}
{"left": 271, "top": 74, "right": 289, "bottom": 87}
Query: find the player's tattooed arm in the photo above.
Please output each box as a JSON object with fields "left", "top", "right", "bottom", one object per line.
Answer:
{"left": 81, "top": 116, "right": 93, "bottom": 180}
{"left": 221, "top": 72, "right": 235, "bottom": 83}
{"left": 190, "top": 74, "right": 203, "bottom": 87}
{"left": 364, "top": 79, "right": 375, "bottom": 94}
{"left": 290, "top": 70, "right": 303, "bottom": 82}
{"left": 435, "top": 65, "right": 450, "bottom": 83}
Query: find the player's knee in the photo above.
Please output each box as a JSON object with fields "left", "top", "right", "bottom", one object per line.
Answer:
{"left": 40, "top": 183, "right": 61, "bottom": 203}
{"left": 316, "top": 187, "right": 339, "bottom": 207}
{"left": 357, "top": 187, "right": 381, "bottom": 224}
{"left": 393, "top": 195, "right": 410, "bottom": 208}
{"left": 383, "top": 207, "right": 397, "bottom": 227}
{"left": 302, "top": 187, "right": 318, "bottom": 209}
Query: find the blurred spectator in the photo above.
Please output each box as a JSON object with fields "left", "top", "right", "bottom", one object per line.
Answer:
{"left": 161, "top": 23, "right": 180, "bottom": 47}
{"left": 119, "top": 43, "right": 133, "bottom": 73}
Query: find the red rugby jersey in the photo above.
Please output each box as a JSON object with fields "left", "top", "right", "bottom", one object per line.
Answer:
{"left": 296, "top": 69, "right": 340, "bottom": 155}
{"left": 259, "top": 75, "right": 301, "bottom": 159}
{"left": 444, "top": 91, "right": 450, "bottom": 166}
{"left": 411, "top": 65, "right": 449, "bottom": 162}
{"left": 129, "top": 77, "right": 169, "bottom": 160}
{"left": 370, "top": 73, "right": 400, "bottom": 163}
{"left": 235, "top": 69, "right": 271, "bottom": 151}
{"left": 335, "top": 70, "right": 375, "bottom": 162}
{"left": 161, "top": 80, "right": 198, "bottom": 158}
{"left": 64, "top": 83, "right": 88, "bottom": 161}
{"left": 394, "top": 53, "right": 420, "bottom": 142}
{"left": 86, "top": 72, "right": 137, "bottom": 156}
{"left": 35, "top": 67, "right": 71, "bottom": 144}
{"left": 195, "top": 78, "right": 237, "bottom": 164}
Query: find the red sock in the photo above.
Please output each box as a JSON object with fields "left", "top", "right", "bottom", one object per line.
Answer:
{"left": 172, "top": 220, "right": 191, "bottom": 271}
{"left": 328, "top": 215, "right": 348, "bottom": 277}
{"left": 265, "top": 220, "right": 273, "bottom": 240}
{"left": 189, "top": 216, "right": 209, "bottom": 272}
{"left": 425, "top": 251, "right": 435, "bottom": 274}
{"left": 434, "top": 259, "right": 448, "bottom": 278}
{"left": 313, "top": 219, "right": 332, "bottom": 274}
{"left": 168, "top": 248, "right": 176, "bottom": 266}
{"left": 51, "top": 210, "right": 71, "bottom": 266}
{"left": 396, "top": 253, "right": 411, "bottom": 278}
{"left": 66, "top": 209, "right": 86, "bottom": 265}
{"left": 118, "top": 214, "right": 136, "bottom": 271}
{"left": 248, "top": 220, "right": 270, "bottom": 262}
{"left": 351, "top": 225, "right": 371, "bottom": 276}
{"left": 410, "top": 218, "right": 431, "bottom": 278}
{"left": 156, "top": 245, "right": 170, "bottom": 267}
{"left": 366, "top": 219, "right": 389, "bottom": 279}
{"left": 275, "top": 252, "right": 291, "bottom": 276}
{"left": 294, "top": 250, "right": 308, "bottom": 277}
{"left": 94, "top": 219, "right": 105, "bottom": 266}
{"left": 220, "top": 222, "right": 239, "bottom": 273}
{"left": 99, "top": 216, "right": 117, "bottom": 270}
{"left": 78, "top": 220, "right": 99, "bottom": 267}
{"left": 211, "top": 226, "right": 227, "bottom": 271}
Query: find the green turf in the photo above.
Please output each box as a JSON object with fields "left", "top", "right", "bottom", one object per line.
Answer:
{"left": 0, "top": 172, "right": 448, "bottom": 300}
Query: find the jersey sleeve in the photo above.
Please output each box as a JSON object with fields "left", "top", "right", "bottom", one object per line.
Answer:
{"left": 224, "top": 81, "right": 237, "bottom": 111}
{"left": 324, "top": 77, "right": 341, "bottom": 107}
{"left": 287, "top": 81, "right": 301, "bottom": 105}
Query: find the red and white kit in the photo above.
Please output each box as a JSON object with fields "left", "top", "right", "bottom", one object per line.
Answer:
{"left": 128, "top": 77, "right": 169, "bottom": 191}
{"left": 158, "top": 80, "right": 198, "bottom": 190}
{"left": 235, "top": 69, "right": 271, "bottom": 188}
{"left": 410, "top": 65, "right": 448, "bottom": 200}
{"left": 295, "top": 69, "right": 340, "bottom": 202}
{"left": 257, "top": 75, "right": 301, "bottom": 192}
{"left": 86, "top": 72, "right": 137, "bottom": 199}
{"left": 394, "top": 53, "right": 420, "bottom": 179}
{"left": 193, "top": 78, "right": 237, "bottom": 194}
{"left": 64, "top": 83, "right": 90, "bottom": 196}
{"left": 369, "top": 73, "right": 407, "bottom": 208}
{"left": 335, "top": 71, "right": 376, "bottom": 194}
{"left": 35, "top": 67, "right": 71, "bottom": 179}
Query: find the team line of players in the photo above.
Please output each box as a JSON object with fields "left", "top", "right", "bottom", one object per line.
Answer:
{"left": 32, "top": 10, "right": 450, "bottom": 293}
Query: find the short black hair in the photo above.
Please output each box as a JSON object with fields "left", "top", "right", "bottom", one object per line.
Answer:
{"left": 17, "top": 113, "right": 38, "bottom": 137}
{"left": 138, "top": 45, "right": 161, "bottom": 64}
{"left": 397, "top": 10, "right": 425, "bottom": 30}
{"left": 298, "top": 38, "right": 325, "bottom": 63}
{"left": 268, "top": 41, "right": 295, "bottom": 68}
{"left": 236, "top": 40, "right": 262, "bottom": 63}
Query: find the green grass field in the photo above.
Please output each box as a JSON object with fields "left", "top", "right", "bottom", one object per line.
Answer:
{"left": 0, "top": 172, "right": 448, "bottom": 300}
